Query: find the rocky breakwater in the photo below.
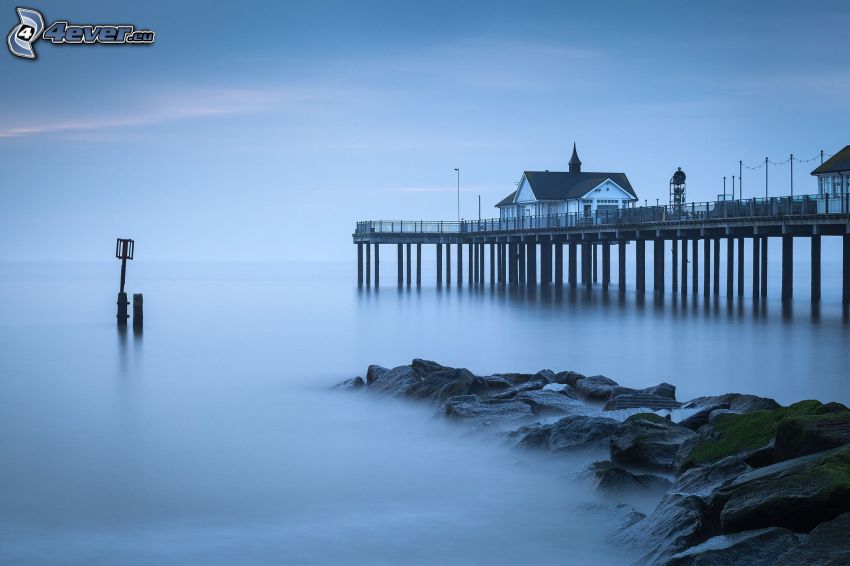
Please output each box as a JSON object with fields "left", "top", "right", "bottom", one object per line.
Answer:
{"left": 336, "top": 360, "right": 850, "bottom": 565}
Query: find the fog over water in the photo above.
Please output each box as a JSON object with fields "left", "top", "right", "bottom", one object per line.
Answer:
{"left": 1, "top": 258, "right": 848, "bottom": 564}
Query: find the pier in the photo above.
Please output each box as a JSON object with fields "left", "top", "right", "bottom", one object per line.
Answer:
{"left": 353, "top": 193, "right": 850, "bottom": 304}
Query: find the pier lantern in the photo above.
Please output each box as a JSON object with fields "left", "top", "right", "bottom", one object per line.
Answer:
{"left": 116, "top": 238, "right": 134, "bottom": 261}
{"left": 670, "top": 167, "right": 686, "bottom": 208}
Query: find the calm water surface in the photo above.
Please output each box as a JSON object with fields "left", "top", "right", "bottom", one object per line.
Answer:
{"left": 1, "top": 258, "right": 848, "bottom": 564}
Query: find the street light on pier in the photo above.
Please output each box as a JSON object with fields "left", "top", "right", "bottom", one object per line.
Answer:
{"left": 454, "top": 168, "right": 460, "bottom": 221}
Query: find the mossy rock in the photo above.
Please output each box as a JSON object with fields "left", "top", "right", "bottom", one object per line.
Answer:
{"left": 718, "top": 445, "right": 850, "bottom": 533}
{"left": 684, "top": 400, "right": 832, "bottom": 469}
{"left": 626, "top": 412, "right": 669, "bottom": 424}
{"left": 775, "top": 410, "right": 850, "bottom": 461}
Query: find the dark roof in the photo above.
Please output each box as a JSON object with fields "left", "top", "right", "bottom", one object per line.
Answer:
{"left": 811, "top": 146, "right": 850, "bottom": 175}
{"left": 496, "top": 171, "right": 637, "bottom": 206}
{"left": 496, "top": 190, "right": 517, "bottom": 207}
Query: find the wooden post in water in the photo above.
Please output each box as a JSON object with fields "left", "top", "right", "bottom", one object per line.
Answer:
{"left": 132, "top": 294, "right": 143, "bottom": 330}
{"left": 618, "top": 241, "right": 626, "bottom": 291}
{"left": 592, "top": 245, "right": 598, "bottom": 284}
{"left": 555, "top": 243, "right": 564, "bottom": 286}
{"left": 374, "top": 244, "right": 380, "bottom": 287}
{"left": 737, "top": 237, "right": 745, "bottom": 297}
{"left": 653, "top": 239, "right": 664, "bottom": 294}
{"left": 527, "top": 242, "right": 537, "bottom": 286}
{"left": 509, "top": 242, "right": 518, "bottom": 286}
{"left": 811, "top": 235, "right": 821, "bottom": 303}
{"left": 517, "top": 242, "right": 526, "bottom": 285}
{"left": 692, "top": 239, "right": 699, "bottom": 295}
{"left": 457, "top": 242, "right": 463, "bottom": 286}
{"left": 541, "top": 241, "right": 551, "bottom": 285}
{"left": 582, "top": 243, "right": 592, "bottom": 287}
{"left": 703, "top": 238, "right": 710, "bottom": 297}
{"left": 672, "top": 239, "right": 678, "bottom": 292}
{"left": 602, "top": 242, "right": 610, "bottom": 290}
{"left": 681, "top": 238, "right": 688, "bottom": 296}
{"left": 416, "top": 243, "right": 421, "bottom": 287}
{"left": 357, "top": 243, "right": 363, "bottom": 286}
{"left": 752, "top": 238, "right": 760, "bottom": 299}
{"left": 446, "top": 243, "right": 451, "bottom": 285}
{"left": 436, "top": 243, "right": 442, "bottom": 286}
{"left": 569, "top": 242, "right": 578, "bottom": 287}
{"left": 468, "top": 242, "right": 474, "bottom": 285}
{"left": 726, "top": 238, "right": 734, "bottom": 299}
{"left": 636, "top": 239, "right": 646, "bottom": 293}
{"left": 406, "top": 243, "right": 412, "bottom": 287}
{"left": 397, "top": 244, "right": 403, "bottom": 287}
{"left": 115, "top": 238, "right": 134, "bottom": 326}
{"left": 366, "top": 243, "right": 371, "bottom": 286}
{"left": 782, "top": 235, "right": 793, "bottom": 301}
{"left": 761, "top": 237, "right": 768, "bottom": 297}
{"left": 844, "top": 234, "right": 850, "bottom": 305}
{"left": 490, "top": 243, "right": 495, "bottom": 286}
{"left": 713, "top": 238, "right": 720, "bottom": 295}
{"left": 479, "top": 243, "right": 485, "bottom": 286}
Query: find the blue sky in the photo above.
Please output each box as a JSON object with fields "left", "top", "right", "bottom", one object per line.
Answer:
{"left": 1, "top": 0, "right": 849, "bottom": 260}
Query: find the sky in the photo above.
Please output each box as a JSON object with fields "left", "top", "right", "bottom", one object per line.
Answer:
{"left": 1, "top": 0, "right": 849, "bottom": 261}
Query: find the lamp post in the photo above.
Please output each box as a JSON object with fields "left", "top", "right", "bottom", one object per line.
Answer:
{"left": 454, "top": 168, "right": 460, "bottom": 222}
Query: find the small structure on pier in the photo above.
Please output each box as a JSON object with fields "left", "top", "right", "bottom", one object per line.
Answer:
{"left": 812, "top": 145, "right": 850, "bottom": 196}
{"left": 670, "top": 167, "right": 686, "bottom": 208}
{"left": 496, "top": 144, "right": 638, "bottom": 221}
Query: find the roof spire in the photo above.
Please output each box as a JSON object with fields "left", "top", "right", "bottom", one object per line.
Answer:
{"left": 569, "top": 142, "right": 582, "bottom": 173}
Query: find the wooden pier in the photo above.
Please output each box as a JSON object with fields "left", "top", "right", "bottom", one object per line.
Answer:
{"left": 353, "top": 193, "right": 850, "bottom": 304}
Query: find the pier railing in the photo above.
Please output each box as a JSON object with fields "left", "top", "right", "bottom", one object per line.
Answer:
{"left": 356, "top": 192, "right": 850, "bottom": 235}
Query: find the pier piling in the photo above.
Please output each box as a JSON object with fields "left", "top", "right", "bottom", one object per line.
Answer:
{"left": 727, "top": 238, "right": 734, "bottom": 299}
{"left": 132, "top": 293, "right": 143, "bottom": 329}
{"left": 436, "top": 243, "right": 442, "bottom": 285}
{"left": 752, "top": 238, "right": 760, "bottom": 299}
{"left": 692, "top": 239, "right": 699, "bottom": 295}
{"left": 416, "top": 243, "right": 421, "bottom": 286}
{"left": 636, "top": 239, "right": 646, "bottom": 293}
{"left": 555, "top": 243, "right": 564, "bottom": 286}
{"left": 811, "top": 235, "right": 821, "bottom": 303}
{"left": 761, "top": 237, "right": 768, "bottom": 297}
{"left": 407, "top": 243, "right": 412, "bottom": 287}
{"left": 357, "top": 243, "right": 363, "bottom": 286}
{"left": 569, "top": 243, "right": 578, "bottom": 287}
{"left": 703, "top": 238, "right": 710, "bottom": 297}
{"left": 397, "top": 244, "right": 403, "bottom": 287}
{"left": 527, "top": 242, "right": 537, "bottom": 286}
{"left": 654, "top": 239, "right": 664, "bottom": 294}
{"left": 374, "top": 244, "right": 380, "bottom": 287}
{"left": 782, "top": 235, "right": 793, "bottom": 301}
{"left": 602, "top": 242, "right": 610, "bottom": 289}
{"left": 713, "top": 238, "right": 720, "bottom": 295}
{"left": 738, "top": 237, "right": 745, "bottom": 297}
{"left": 618, "top": 241, "right": 626, "bottom": 290}
{"left": 681, "top": 238, "right": 688, "bottom": 295}
{"left": 366, "top": 243, "right": 371, "bottom": 286}
{"left": 672, "top": 239, "right": 678, "bottom": 292}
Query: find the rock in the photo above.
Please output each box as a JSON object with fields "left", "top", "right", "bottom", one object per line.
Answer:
{"left": 610, "top": 382, "right": 677, "bottom": 401}
{"left": 671, "top": 456, "right": 752, "bottom": 498}
{"left": 683, "top": 400, "right": 840, "bottom": 470}
{"left": 589, "top": 461, "right": 672, "bottom": 494}
{"left": 610, "top": 413, "right": 698, "bottom": 473}
{"left": 573, "top": 375, "right": 620, "bottom": 402}
{"left": 683, "top": 393, "right": 780, "bottom": 414}
{"left": 666, "top": 527, "right": 801, "bottom": 566}
{"left": 679, "top": 404, "right": 730, "bottom": 431}
{"left": 490, "top": 377, "right": 549, "bottom": 400}
{"left": 714, "top": 444, "right": 850, "bottom": 534}
{"left": 333, "top": 376, "right": 365, "bottom": 390}
{"left": 614, "top": 493, "right": 714, "bottom": 564}
{"left": 514, "top": 390, "right": 584, "bottom": 415}
{"left": 365, "top": 360, "right": 488, "bottom": 402}
{"left": 552, "top": 370, "right": 586, "bottom": 386}
{"left": 775, "top": 512, "right": 850, "bottom": 565}
{"left": 707, "top": 409, "right": 737, "bottom": 425}
{"left": 515, "top": 415, "right": 620, "bottom": 453}
{"left": 774, "top": 411, "right": 850, "bottom": 462}
{"left": 440, "top": 395, "right": 536, "bottom": 423}
{"left": 487, "top": 372, "right": 540, "bottom": 385}
{"left": 480, "top": 375, "right": 515, "bottom": 392}
{"left": 604, "top": 393, "right": 682, "bottom": 411}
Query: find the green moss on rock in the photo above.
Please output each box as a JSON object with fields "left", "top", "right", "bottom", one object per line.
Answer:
{"left": 685, "top": 400, "right": 831, "bottom": 468}
{"left": 627, "top": 412, "right": 668, "bottom": 424}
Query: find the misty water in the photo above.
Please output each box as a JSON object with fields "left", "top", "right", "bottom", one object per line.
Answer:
{"left": 1, "top": 252, "right": 849, "bottom": 564}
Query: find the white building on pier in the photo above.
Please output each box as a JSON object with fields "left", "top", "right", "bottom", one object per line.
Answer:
{"left": 496, "top": 144, "right": 638, "bottom": 220}
{"left": 812, "top": 145, "right": 850, "bottom": 195}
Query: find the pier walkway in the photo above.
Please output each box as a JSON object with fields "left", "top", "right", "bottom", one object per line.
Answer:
{"left": 353, "top": 193, "right": 850, "bottom": 304}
